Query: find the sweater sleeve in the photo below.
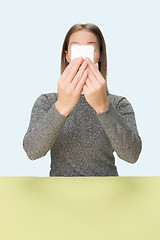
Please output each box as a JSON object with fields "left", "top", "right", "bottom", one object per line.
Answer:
{"left": 23, "top": 94, "right": 68, "bottom": 160}
{"left": 95, "top": 97, "right": 142, "bottom": 164}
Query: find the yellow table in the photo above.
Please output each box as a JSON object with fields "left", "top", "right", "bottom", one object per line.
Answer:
{"left": 0, "top": 177, "right": 160, "bottom": 240}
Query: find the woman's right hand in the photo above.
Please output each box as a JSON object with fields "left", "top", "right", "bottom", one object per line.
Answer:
{"left": 55, "top": 57, "right": 88, "bottom": 116}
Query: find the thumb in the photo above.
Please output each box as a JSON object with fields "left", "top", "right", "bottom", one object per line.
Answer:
{"left": 95, "top": 63, "right": 99, "bottom": 70}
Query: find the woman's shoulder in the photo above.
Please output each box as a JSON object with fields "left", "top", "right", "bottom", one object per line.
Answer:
{"left": 107, "top": 92, "right": 134, "bottom": 111}
{"left": 107, "top": 92, "right": 127, "bottom": 104}
{"left": 36, "top": 92, "right": 58, "bottom": 105}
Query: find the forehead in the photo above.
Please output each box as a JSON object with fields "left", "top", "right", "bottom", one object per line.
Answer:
{"left": 68, "top": 30, "right": 98, "bottom": 46}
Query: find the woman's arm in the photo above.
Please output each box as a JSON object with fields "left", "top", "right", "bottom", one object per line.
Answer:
{"left": 23, "top": 94, "right": 68, "bottom": 160}
{"left": 96, "top": 97, "right": 142, "bottom": 163}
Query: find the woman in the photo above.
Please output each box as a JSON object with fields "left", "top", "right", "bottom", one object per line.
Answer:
{"left": 23, "top": 23, "right": 142, "bottom": 176}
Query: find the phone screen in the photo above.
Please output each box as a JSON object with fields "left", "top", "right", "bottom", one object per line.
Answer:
{"left": 71, "top": 45, "right": 94, "bottom": 63}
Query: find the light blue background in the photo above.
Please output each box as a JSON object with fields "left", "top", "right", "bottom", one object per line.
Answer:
{"left": 0, "top": 0, "right": 159, "bottom": 176}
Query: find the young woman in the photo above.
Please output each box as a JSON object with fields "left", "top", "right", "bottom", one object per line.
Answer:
{"left": 23, "top": 23, "right": 142, "bottom": 176}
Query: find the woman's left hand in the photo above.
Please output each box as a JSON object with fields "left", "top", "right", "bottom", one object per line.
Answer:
{"left": 83, "top": 57, "right": 109, "bottom": 113}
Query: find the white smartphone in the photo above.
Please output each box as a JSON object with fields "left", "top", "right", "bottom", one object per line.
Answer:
{"left": 71, "top": 45, "right": 94, "bottom": 63}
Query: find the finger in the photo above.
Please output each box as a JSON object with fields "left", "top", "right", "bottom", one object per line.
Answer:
{"left": 75, "top": 69, "right": 88, "bottom": 93}
{"left": 68, "top": 60, "right": 87, "bottom": 92}
{"left": 87, "top": 68, "right": 100, "bottom": 88}
{"left": 71, "top": 59, "right": 88, "bottom": 86}
{"left": 85, "top": 57, "right": 103, "bottom": 83}
{"left": 84, "top": 76, "right": 94, "bottom": 89}
{"left": 65, "top": 57, "right": 85, "bottom": 84}
{"left": 61, "top": 57, "right": 84, "bottom": 82}
{"left": 83, "top": 83, "right": 87, "bottom": 93}
{"left": 95, "top": 63, "right": 99, "bottom": 69}
{"left": 60, "top": 57, "right": 79, "bottom": 80}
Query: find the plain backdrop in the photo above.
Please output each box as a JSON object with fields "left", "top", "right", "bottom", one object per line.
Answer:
{"left": 0, "top": 0, "right": 159, "bottom": 176}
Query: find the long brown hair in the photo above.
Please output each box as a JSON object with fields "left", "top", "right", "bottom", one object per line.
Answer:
{"left": 60, "top": 23, "right": 109, "bottom": 94}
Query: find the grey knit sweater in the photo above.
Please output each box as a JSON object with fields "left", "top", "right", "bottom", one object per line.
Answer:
{"left": 23, "top": 92, "right": 142, "bottom": 176}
